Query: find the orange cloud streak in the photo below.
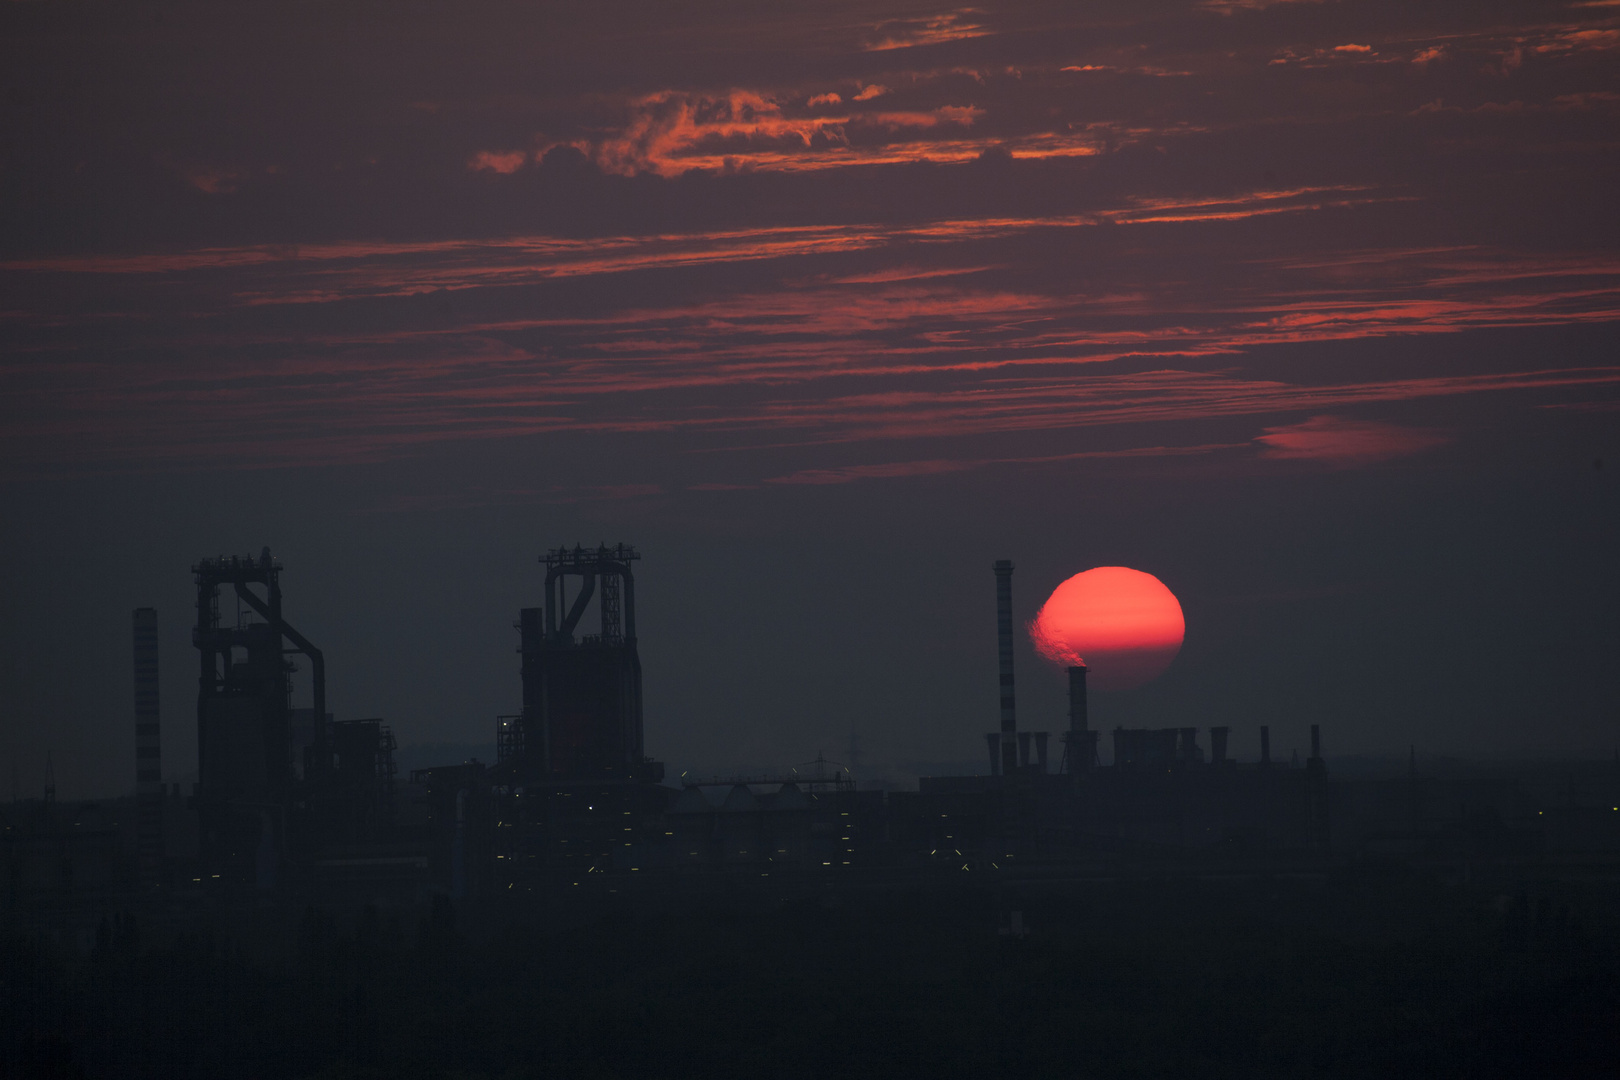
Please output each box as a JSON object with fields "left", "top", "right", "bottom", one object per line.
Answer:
{"left": 1254, "top": 415, "right": 1449, "bottom": 464}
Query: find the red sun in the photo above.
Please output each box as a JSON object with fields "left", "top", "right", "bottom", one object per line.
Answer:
{"left": 1029, "top": 567, "right": 1185, "bottom": 692}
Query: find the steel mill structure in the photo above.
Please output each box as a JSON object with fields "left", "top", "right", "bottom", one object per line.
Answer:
{"left": 18, "top": 541, "right": 1524, "bottom": 911}
{"left": 514, "top": 543, "right": 652, "bottom": 782}
{"left": 190, "top": 549, "right": 402, "bottom": 892}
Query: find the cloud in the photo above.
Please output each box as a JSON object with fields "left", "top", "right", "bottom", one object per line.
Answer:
{"left": 178, "top": 167, "right": 243, "bottom": 194}
{"left": 1254, "top": 415, "right": 1449, "bottom": 464}
{"left": 573, "top": 86, "right": 1017, "bottom": 176}
{"left": 1272, "top": 43, "right": 1393, "bottom": 66}
{"left": 1200, "top": 0, "right": 1322, "bottom": 12}
{"left": 592, "top": 90, "right": 850, "bottom": 177}
{"left": 862, "top": 11, "right": 991, "bottom": 52}
{"left": 862, "top": 106, "right": 984, "bottom": 130}
{"left": 468, "top": 151, "right": 528, "bottom": 174}
{"left": 853, "top": 84, "right": 888, "bottom": 101}
{"left": 1531, "top": 27, "right": 1620, "bottom": 54}
{"left": 1553, "top": 91, "right": 1620, "bottom": 108}
{"left": 767, "top": 458, "right": 971, "bottom": 485}
{"left": 806, "top": 92, "right": 842, "bottom": 107}
{"left": 765, "top": 443, "right": 1237, "bottom": 486}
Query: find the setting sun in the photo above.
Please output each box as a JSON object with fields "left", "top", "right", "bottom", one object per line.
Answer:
{"left": 1029, "top": 567, "right": 1185, "bottom": 691}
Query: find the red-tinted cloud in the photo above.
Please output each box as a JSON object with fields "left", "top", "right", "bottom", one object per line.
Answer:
{"left": 4, "top": 0, "right": 1620, "bottom": 482}
{"left": 862, "top": 11, "right": 991, "bottom": 52}
{"left": 1254, "top": 415, "right": 1449, "bottom": 464}
{"left": 468, "top": 151, "right": 528, "bottom": 174}
{"left": 4, "top": 226, "right": 1617, "bottom": 476}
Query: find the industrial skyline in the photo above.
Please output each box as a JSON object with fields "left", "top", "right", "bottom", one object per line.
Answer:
{"left": 2, "top": 0, "right": 1617, "bottom": 801}
{"left": 27, "top": 545, "right": 1343, "bottom": 895}
{"left": 3, "top": 4, "right": 1618, "bottom": 1075}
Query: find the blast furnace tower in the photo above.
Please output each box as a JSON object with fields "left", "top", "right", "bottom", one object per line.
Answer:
{"left": 517, "top": 544, "right": 652, "bottom": 781}
{"left": 192, "top": 548, "right": 325, "bottom": 885}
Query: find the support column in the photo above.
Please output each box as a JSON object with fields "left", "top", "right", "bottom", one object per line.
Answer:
{"left": 994, "top": 560, "right": 1018, "bottom": 775}
{"left": 133, "top": 608, "right": 163, "bottom": 886}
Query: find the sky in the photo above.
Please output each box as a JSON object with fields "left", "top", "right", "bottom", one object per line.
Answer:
{"left": 2, "top": 0, "right": 1618, "bottom": 798}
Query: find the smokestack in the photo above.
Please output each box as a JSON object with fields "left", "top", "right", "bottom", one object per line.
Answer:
{"left": 132, "top": 608, "right": 163, "bottom": 886}
{"left": 1260, "top": 726, "right": 1271, "bottom": 767}
{"left": 1033, "top": 732, "right": 1049, "bottom": 772}
{"left": 985, "top": 732, "right": 1002, "bottom": 776}
{"left": 1210, "top": 726, "right": 1229, "bottom": 765}
{"left": 993, "top": 560, "right": 1018, "bottom": 775}
{"left": 1017, "top": 731, "right": 1031, "bottom": 770}
{"left": 1067, "top": 665, "right": 1089, "bottom": 776}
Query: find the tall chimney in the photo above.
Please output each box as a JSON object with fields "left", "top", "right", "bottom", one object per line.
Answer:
{"left": 132, "top": 608, "right": 163, "bottom": 886}
{"left": 1210, "top": 726, "right": 1229, "bottom": 765}
{"left": 1033, "top": 732, "right": 1049, "bottom": 772}
{"left": 993, "top": 560, "right": 1018, "bottom": 775}
{"left": 984, "top": 732, "right": 1002, "bottom": 776}
{"left": 1260, "top": 725, "right": 1271, "bottom": 767}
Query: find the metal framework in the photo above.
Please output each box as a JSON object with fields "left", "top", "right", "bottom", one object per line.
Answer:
{"left": 516, "top": 544, "right": 650, "bottom": 781}
{"left": 193, "top": 549, "right": 326, "bottom": 774}
{"left": 495, "top": 714, "right": 523, "bottom": 764}
{"left": 541, "top": 543, "right": 640, "bottom": 643}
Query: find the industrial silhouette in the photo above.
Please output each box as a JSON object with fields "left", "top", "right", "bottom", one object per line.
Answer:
{"left": 2, "top": 543, "right": 1617, "bottom": 1080}
{"left": 1, "top": 545, "right": 1609, "bottom": 903}
{"left": 5, "top": 542, "right": 1580, "bottom": 905}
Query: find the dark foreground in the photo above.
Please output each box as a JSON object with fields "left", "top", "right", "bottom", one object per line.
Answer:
{"left": 4, "top": 862, "right": 1618, "bottom": 1080}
